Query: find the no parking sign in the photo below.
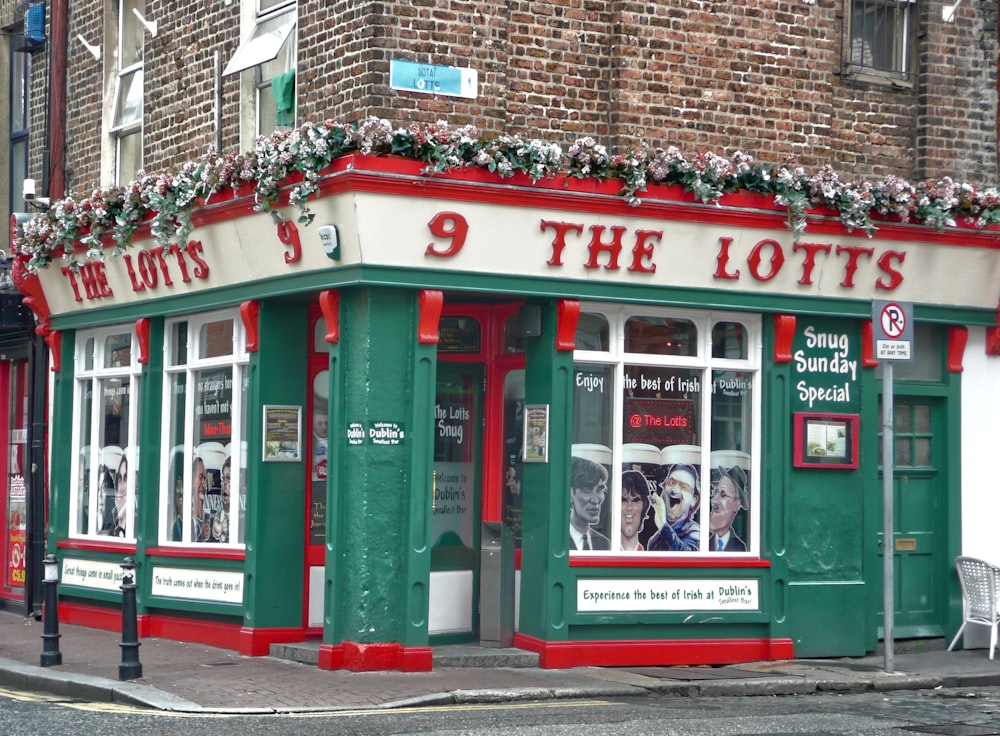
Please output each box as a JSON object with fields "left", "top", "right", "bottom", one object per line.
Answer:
{"left": 872, "top": 300, "right": 914, "bottom": 361}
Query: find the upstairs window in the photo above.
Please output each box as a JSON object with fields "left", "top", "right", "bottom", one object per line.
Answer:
{"left": 108, "top": 0, "right": 145, "bottom": 184}
{"left": 846, "top": 0, "right": 917, "bottom": 83}
{"left": 10, "top": 36, "right": 30, "bottom": 212}
{"left": 225, "top": 0, "right": 297, "bottom": 143}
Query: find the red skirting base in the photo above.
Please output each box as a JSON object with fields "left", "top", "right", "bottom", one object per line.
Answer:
{"left": 318, "top": 641, "right": 433, "bottom": 672}
{"left": 513, "top": 632, "right": 795, "bottom": 669}
{"left": 57, "top": 601, "right": 305, "bottom": 655}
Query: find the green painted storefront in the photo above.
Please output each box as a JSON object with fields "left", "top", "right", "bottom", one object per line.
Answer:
{"left": 23, "top": 156, "right": 991, "bottom": 670}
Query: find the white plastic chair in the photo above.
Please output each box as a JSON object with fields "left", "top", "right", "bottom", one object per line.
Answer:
{"left": 948, "top": 556, "right": 1000, "bottom": 660}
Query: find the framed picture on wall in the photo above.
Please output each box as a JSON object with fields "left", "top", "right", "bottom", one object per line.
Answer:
{"left": 522, "top": 404, "right": 549, "bottom": 463}
{"left": 263, "top": 405, "right": 302, "bottom": 462}
{"left": 793, "top": 412, "right": 859, "bottom": 470}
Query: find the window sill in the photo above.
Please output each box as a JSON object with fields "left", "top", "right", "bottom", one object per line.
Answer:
{"left": 146, "top": 545, "right": 246, "bottom": 561}
{"left": 839, "top": 67, "right": 914, "bottom": 90}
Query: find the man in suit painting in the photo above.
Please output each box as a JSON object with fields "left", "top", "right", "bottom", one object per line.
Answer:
{"left": 569, "top": 455, "right": 611, "bottom": 551}
{"left": 709, "top": 465, "right": 749, "bottom": 552}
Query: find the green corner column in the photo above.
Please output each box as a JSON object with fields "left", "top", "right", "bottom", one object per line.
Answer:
{"left": 516, "top": 300, "right": 575, "bottom": 649}
{"left": 321, "top": 287, "right": 436, "bottom": 671}
{"left": 243, "top": 301, "right": 308, "bottom": 634}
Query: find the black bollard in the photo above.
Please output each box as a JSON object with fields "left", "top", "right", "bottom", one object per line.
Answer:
{"left": 40, "top": 554, "right": 62, "bottom": 667}
{"left": 118, "top": 557, "right": 142, "bottom": 680}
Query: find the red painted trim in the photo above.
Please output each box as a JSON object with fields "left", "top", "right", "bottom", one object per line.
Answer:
{"left": 240, "top": 300, "right": 259, "bottom": 352}
{"left": 987, "top": 328, "right": 1000, "bottom": 356}
{"left": 57, "top": 602, "right": 307, "bottom": 656}
{"left": 57, "top": 539, "right": 137, "bottom": 554}
{"left": 135, "top": 318, "right": 150, "bottom": 364}
{"left": 418, "top": 289, "right": 444, "bottom": 344}
{"left": 319, "top": 289, "right": 340, "bottom": 343}
{"left": 861, "top": 321, "right": 878, "bottom": 367}
{"left": 317, "top": 641, "right": 433, "bottom": 672}
{"left": 513, "top": 632, "right": 794, "bottom": 669}
{"left": 772, "top": 314, "right": 796, "bottom": 363}
{"left": 46, "top": 330, "right": 62, "bottom": 372}
{"left": 238, "top": 626, "right": 306, "bottom": 657}
{"left": 144, "top": 546, "right": 246, "bottom": 561}
{"left": 947, "top": 325, "right": 968, "bottom": 372}
{"left": 557, "top": 299, "right": 580, "bottom": 351}
{"left": 569, "top": 555, "right": 771, "bottom": 568}
{"left": 317, "top": 643, "right": 343, "bottom": 670}
{"left": 58, "top": 601, "right": 153, "bottom": 638}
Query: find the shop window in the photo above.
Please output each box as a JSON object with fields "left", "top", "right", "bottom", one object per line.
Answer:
{"left": 161, "top": 310, "right": 248, "bottom": 546}
{"left": 225, "top": 0, "right": 297, "bottom": 146}
{"left": 572, "top": 307, "right": 760, "bottom": 555}
{"left": 107, "top": 0, "right": 145, "bottom": 185}
{"left": 70, "top": 327, "right": 142, "bottom": 540}
{"left": 845, "top": 0, "right": 916, "bottom": 84}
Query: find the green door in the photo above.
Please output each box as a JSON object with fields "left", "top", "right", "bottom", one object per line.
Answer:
{"left": 430, "top": 362, "right": 483, "bottom": 643}
{"left": 878, "top": 397, "right": 947, "bottom": 639}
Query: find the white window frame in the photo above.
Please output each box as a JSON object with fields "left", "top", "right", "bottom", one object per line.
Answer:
{"left": 160, "top": 309, "right": 249, "bottom": 547}
{"left": 69, "top": 325, "right": 142, "bottom": 541}
{"left": 103, "top": 0, "right": 144, "bottom": 186}
{"left": 572, "top": 305, "right": 762, "bottom": 556}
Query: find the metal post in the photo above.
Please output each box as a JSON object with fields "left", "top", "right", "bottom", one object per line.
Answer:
{"left": 40, "top": 554, "right": 61, "bottom": 666}
{"left": 119, "top": 557, "right": 142, "bottom": 680}
{"left": 882, "top": 361, "right": 895, "bottom": 674}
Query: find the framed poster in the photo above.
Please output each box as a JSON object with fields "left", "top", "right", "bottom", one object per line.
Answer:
{"left": 793, "top": 412, "right": 859, "bottom": 469}
{"left": 263, "top": 405, "right": 302, "bottom": 462}
{"left": 522, "top": 404, "right": 549, "bottom": 463}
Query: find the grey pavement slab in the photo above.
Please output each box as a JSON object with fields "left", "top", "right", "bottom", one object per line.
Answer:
{"left": 3, "top": 609, "right": 1000, "bottom": 712}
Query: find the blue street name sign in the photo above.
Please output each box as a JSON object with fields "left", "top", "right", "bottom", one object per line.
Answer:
{"left": 389, "top": 60, "right": 478, "bottom": 99}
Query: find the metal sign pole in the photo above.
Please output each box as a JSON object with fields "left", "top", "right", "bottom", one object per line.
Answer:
{"left": 882, "top": 360, "right": 894, "bottom": 674}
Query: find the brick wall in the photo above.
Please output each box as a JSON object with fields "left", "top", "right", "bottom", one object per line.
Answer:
{"left": 58, "top": 0, "right": 999, "bottom": 197}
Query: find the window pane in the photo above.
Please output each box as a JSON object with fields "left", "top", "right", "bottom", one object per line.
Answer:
{"left": 194, "top": 367, "right": 234, "bottom": 542}
{"left": 169, "top": 322, "right": 188, "bottom": 366}
{"left": 710, "top": 369, "right": 752, "bottom": 553}
{"left": 625, "top": 317, "right": 696, "bottom": 356}
{"left": 851, "top": 0, "right": 910, "bottom": 73}
{"left": 84, "top": 337, "right": 95, "bottom": 371}
{"left": 438, "top": 316, "right": 481, "bottom": 355}
{"left": 236, "top": 370, "right": 249, "bottom": 544}
{"left": 114, "top": 68, "right": 143, "bottom": 128}
{"left": 97, "top": 377, "right": 130, "bottom": 536}
{"left": 502, "top": 370, "right": 525, "bottom": 546}
{"left": 914, "top": 438, "right": 931, "bottom": 466}
{"left": 74, "top": 386, "right": 93, "bottom": 535}
{"left": 575, "top": 313, "right": 609, "bottom": 351}
{"left": 200, "top": 319, "right": 234, "bottom": 359}
{"left": 105, "top": 333, "right": 131, "bottom": 368}
{"left": 895, "top": 404, "right": 911, "bottom": 433}
{"left": 502, "top": 315, "right": 525, "bottom": 354}
{"left": 11, "top": 46, "right": 28, "bottom": 131}
{"left": 166, "top": 374, "right": 187, "bottom": 541}
{"left": 621, "top": 364, "right": 703, "bottom": 553}
{"left": 223, "top": 10, "right": 296, "bottom": 76}
{"left": 117, "top": 129, "right": 142, "bottom": 185}
{"left": 571, "top": 363, "right": 614, "bottom": 550}
{"left": 914, "top": 404, "right": 930, "bottom": 433}
{"left": 120, "top": 0, "right": 143, "bottom": 67}
{"left": 895, "top": 438, "right": 911, "bottom": 465}
{"left": 712, "top": 321, "right": 747, "bottom": 359}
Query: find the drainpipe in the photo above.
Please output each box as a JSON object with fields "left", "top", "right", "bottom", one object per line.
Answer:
{"left": 26, "top": 0, "right": 68, "bottom": 617}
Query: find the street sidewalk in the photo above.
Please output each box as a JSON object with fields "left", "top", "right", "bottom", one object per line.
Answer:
{"left": 1, "top": 610, "right": 999, "bottom": 713}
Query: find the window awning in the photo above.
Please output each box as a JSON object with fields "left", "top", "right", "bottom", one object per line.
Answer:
{"left": 223, "top": 10, "right": 296, "bottom": 76}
